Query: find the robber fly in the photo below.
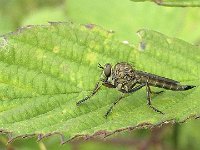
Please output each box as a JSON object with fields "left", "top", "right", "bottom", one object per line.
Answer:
{"left": 76, "top": 62, "right": 195, "bottom": 118}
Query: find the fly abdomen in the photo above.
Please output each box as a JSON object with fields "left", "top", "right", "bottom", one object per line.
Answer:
{"left": 135, "top": 71, "right": 195, "bottom": 91}
{"left": 149, "top": 81, "right": 195, "bottom": 91}
{"left": 175, "top": 85, "right": 196, "bottom": 91}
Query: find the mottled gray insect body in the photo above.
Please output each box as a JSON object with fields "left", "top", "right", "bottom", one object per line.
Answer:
{"left": 77, "top": 62, "right": 195, "bottom": 118}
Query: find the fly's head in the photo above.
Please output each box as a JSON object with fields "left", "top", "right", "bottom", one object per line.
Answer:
{"left": 98, "top": 63, "right": 113, "bottom": 82}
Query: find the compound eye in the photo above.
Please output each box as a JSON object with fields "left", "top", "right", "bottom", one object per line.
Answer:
{"left": 104, "top": 64, "right": 111, "bottom": 77}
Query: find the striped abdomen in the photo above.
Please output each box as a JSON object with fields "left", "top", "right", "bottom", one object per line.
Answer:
{"left": 135, "top": 71, "right": 195, "bottom": 91}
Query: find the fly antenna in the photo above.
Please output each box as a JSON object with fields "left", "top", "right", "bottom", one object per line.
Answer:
{"left": 98, "top": 63, "right": 104, "bottom": 69}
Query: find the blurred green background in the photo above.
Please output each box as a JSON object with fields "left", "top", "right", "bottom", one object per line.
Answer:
{"left": 0, "top": 0, "right": 200, "bottom": 149}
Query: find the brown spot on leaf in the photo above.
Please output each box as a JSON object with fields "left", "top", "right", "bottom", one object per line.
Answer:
{"left": 85, "top": 24, "right": 96, "bottom": 29}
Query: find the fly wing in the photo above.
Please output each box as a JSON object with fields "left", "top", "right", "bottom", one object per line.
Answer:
{"left": 135, "top": 71, "right": 180, "bottom": 84}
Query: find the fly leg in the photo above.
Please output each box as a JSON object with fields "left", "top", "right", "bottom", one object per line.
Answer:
{"left": 150, "top": 89, "right": 164, "bottom": 95}
{"left": 146, "top": 81, "right": 164, "bottom": 114}
{"left": 76, "top": 80, "right": 116, "bottom": 106}
{"left": 148, "top": 83, "right": 164, "bottom": 95}
{"left": 122, "top": 83, "right": 146, "bottom": 93}
{"left": 105, "top": 83, "right": 146, "bottom": 118}
{"left": 104, "top": 94, "right": 125, "bottom": 118}
{"left": 76, "top": 81, "right": 102, "bottom": 106}
{"left": 102, "top": 81, "right": 116, "bottom": 88}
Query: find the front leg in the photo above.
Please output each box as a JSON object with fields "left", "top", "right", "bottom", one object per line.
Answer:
{"left": 76, "top": 80, "right": 115, "bottom": 106}
{"left": 102, "top": 81, "right": 116, "bottom": 88}
{"left": 76, "top": 81, "right": 102, "bottom": 106}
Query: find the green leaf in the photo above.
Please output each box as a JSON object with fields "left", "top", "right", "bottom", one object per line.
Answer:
{"left": 67, "top": 0, "right": 200, "bottom": 44}
{"left": 131, "top": 0, "right": 200, "bottom": 7}
{"left": 0, "top": 22, "right": 199, "bottom": 143}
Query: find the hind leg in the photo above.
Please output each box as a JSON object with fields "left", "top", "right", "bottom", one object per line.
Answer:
{"left": 146, "top": 82, "right": 164, "bottom": 114}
